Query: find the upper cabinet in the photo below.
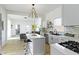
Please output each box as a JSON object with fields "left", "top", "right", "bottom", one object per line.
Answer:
{"left": 62, "top": 5, "right": 79, "bottom": 26}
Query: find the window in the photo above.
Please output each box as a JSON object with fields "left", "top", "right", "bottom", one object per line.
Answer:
{"left": 54, "top": 18, "right": 62, "bottom": 26}
{"left": 53, "top": 18, "right": 64, "bottom": 32}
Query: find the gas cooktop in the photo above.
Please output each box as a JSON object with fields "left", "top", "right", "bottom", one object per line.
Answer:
{"left": 59, "top": 41, "right": 79, "bottom": 54}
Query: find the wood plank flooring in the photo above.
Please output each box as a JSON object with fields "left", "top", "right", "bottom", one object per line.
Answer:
{"left": 45, "top": 43, "right": 50, "bottom": 55}
{"left": 2, "top": 39, "right": 25, "bottom": 55}
{"left": 2, "top": 39, "right": 50, "bottom": 55}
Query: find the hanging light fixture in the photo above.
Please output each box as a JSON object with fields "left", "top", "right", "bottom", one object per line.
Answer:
{"left": 31, "top": 4, "right": 38, "bottom": 33}
{"left": 32, "top": 4, "right": 38, "bottom": 18}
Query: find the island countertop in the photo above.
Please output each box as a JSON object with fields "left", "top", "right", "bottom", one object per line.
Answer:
{"left": 26, "top": 33, "right": 45, "bottom": 39}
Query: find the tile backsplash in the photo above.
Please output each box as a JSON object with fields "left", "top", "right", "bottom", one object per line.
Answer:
{"left": 64, "top": 26, "right": 79, "bottom": 38}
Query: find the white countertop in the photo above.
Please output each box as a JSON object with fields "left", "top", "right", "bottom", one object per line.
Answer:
{"left": 49, "top": 34, "right": 79, "bottom": 55}
{"left": 49, "top": 34, "right": 79, "bottom": 42}
{"left": 50, "top": 43, "right": 78, "bottom": 55}
{"left": 26, "top": 33, "right": 45, "bottom": 39}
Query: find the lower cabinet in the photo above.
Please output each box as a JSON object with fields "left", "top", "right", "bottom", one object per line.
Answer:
{"left": 26, "top": 34, "right": 45, "bottom": 55}
{"left": 50, "top": 46, "right": 64, "bottom": 55}
{"left": 48, "top": 34, "right": 60, "bottom": 44}
{"left": 24, "top": 38, "right": 45, "bottom": 55}
{"left": 32, "top": 38, "right": 45, "bottom": 55}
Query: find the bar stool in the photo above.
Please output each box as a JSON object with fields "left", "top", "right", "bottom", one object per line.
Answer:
{"left": 24, "top": 39, "right": 32, "bottom": 55}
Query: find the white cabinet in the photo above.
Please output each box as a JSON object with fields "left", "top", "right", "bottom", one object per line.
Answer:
{"left": 63, "top": 5, "right": 79, "bottom": 26}
{"left": 52, "top": 35, "right": 59, "bottom": 43}
{"left": 48, "top": 34, "right": 60, "bottom": 44}
{"left": 50, "top": 44, "right": 64, "bottom": 55}
{"left": 32, "top": 38, "right": 45, "bottom": 55}
{"left": 26, "top": 34, "right": 45, "bottom": 55}
{"left": 48, "top": 34, "right": 53, "bottom": 44}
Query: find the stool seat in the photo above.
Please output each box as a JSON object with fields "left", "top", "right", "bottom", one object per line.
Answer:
{"left": 24, "top": 39, "right": 32, "bottom": 43}
{"left": 26, "top": 39, "right": 32, "bottom": 42}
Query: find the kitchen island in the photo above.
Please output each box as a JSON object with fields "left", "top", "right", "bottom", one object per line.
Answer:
{"left": 26, "top": 33, "right": 45, "bottom": 55}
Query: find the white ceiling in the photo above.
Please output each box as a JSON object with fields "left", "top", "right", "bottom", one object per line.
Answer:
{"left": 2, "top": 4, "right": 62, "bottom": 17}
{"left": 8, "top": 14, "right": 29, "bottom": 22}
{"left": 8, "top": 14, "right": 34, "bottom": 25}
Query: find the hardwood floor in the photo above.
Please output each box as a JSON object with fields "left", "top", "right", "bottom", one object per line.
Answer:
{"left": 2, "top": 39, "right": 50, "bottom": 55}
{"left": 45, "top": 43, "right": 50, "bottom": 55}
{"left": 2, "top": 39, "right": 25, "bottom": 55}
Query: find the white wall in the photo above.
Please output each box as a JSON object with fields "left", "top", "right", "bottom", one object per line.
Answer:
{"left": 43, "top": 6, "right": 62, "bottom": 28}
{"left": 62, "top": 5, "right": 79, "bottom": 36}
{"left": 11, "top": 19, "right": 32, "bottom": 36}
{"left": 10, "top": 17, "right": 42, "bottom": 36}
{"left": 0, "top": 6, "right": 7, "bottom": 47}
{"left": 7, "top": 19, "right": 11, "bottom": 38}
{"left": 42, "top": 6, "right": 62, "bottom": 33}
{"left": 62, "top": 5, "right": 79, "bottom": 26}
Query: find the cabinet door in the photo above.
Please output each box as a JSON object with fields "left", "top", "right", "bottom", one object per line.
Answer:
{"left": 53, "top": 37, "right": 59, "bottom": 43}
{"left": 50, "top": 45, "right": 64, "bottom": 55}
{"left": 48, "top": 35, "right": 60, "bottom": 44}
{"left": 48, "top": 34, "right": 53, "bottom": 44}
{"left": 52, "top": 36, "right": 59, "bottom": 43}
{"left": 33, "top": 38, "right": 45, "bottom": 55}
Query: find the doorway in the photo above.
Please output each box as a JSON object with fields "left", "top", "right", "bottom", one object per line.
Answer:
{"left": 2, "top": 14, "right": 25, "bottom": 55}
